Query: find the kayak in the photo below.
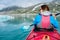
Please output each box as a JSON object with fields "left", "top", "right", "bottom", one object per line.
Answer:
{"left": 26, "top": 28, "right": 60, "bottom": 40}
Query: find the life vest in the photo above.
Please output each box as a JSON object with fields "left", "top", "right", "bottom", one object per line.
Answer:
{"left": 41, "top": 15, "right": 50, "bottom": 28}
{"left": 37, "top": 14, "right": 52, "bottom": 29}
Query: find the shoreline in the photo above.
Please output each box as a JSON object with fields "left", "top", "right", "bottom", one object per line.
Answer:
{"left": 0, "top": 13, "right": 36, "bottom": 17}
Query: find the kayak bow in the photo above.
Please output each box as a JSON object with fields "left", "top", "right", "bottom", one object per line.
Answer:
{"left": 26, "top": 29, "right": 60, "bottom": 40}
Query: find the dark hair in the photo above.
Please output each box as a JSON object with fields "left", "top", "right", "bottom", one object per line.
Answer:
{"left": 40, "top": 5, "right": 49, "bottom": 11}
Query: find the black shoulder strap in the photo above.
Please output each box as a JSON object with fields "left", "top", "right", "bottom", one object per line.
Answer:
{"left": 39, "top": 13, "right": 41, "bottom": 15}
{"left": 50, "top": 14, "right": 52, "bottom": 16}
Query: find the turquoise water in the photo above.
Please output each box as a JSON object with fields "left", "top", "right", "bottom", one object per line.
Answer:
{"left": 0, "top": 15, "right": 60, "bottom": 40}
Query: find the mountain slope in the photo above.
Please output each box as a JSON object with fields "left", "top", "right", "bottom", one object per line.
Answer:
{"left": 0, "top": 6, "right": 24, "bottom": 12}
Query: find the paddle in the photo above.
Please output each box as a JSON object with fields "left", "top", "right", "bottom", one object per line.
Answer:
{"left": 30, "top": 13, "right": 60, "bottom": 26}
{"left": 23, "top": 13, "right": 60, "bottom": 30}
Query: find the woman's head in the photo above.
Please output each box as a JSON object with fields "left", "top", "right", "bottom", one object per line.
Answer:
{"left": 40, "top": 5, "right": 49, "bottom": 12}
{"left": 40, "top": 5, "right": 51, "bottom": 15}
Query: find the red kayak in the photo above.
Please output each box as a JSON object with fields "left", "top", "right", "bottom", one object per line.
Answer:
{"left": 26, "top": 28, "right": 60, "bottom": 40}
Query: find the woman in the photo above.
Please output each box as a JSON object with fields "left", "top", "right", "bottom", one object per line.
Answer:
{"left": 33, "top": 5, "right": 58, "bottom": 31}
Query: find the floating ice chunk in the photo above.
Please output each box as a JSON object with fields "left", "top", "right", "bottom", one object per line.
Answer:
{"left": 23, "top": 25, "right": 30, "bottom": 30}
{"left": 0, "top": 15, "right": 14, "bottom": 22}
